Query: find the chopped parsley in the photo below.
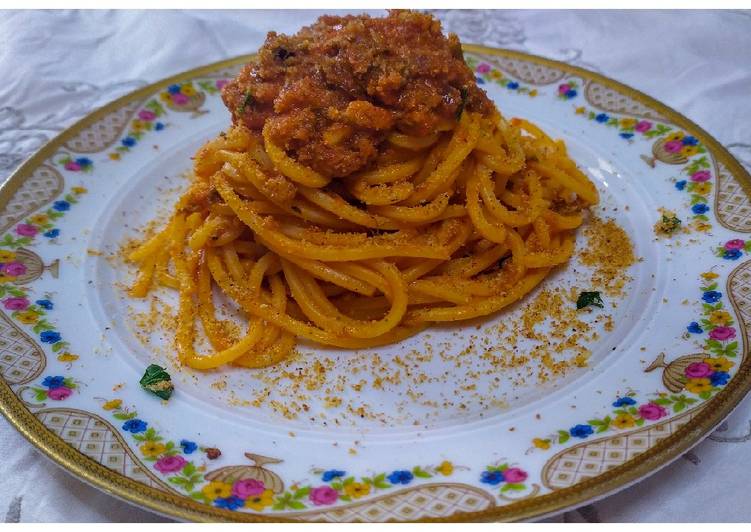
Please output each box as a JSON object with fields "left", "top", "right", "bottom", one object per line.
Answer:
{"left": 236, "top": 90, "right": 255, "bottom": 115}
{"left": 455, "top": 87, "right": 468, "bottom": 120}
{"left": 654, "top": 211, "right": 682, "bottom": 236}
{"left": 140, "top": 364, "right": 174, "bottom": 400}
{"left": 576, "top": 291, "right": 604, "bottom": 310}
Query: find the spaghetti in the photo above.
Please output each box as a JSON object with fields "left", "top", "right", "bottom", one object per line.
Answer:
{"left": 126, "top": 12, "right": 598, "bottom": 370}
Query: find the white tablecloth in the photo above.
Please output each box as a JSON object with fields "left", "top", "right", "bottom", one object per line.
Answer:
{"left": 1, "top": 9, "right": 750, "bottom": 523}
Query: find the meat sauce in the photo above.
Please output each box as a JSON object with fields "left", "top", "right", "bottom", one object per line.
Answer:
{"left": 222, "top": 10, "right": 493, "bottom": 178}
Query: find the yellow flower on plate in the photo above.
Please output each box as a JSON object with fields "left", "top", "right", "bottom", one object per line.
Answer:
{"left": 202, "top": 481, "right": 232, "bottom": 501}
{"left": 245, "top": 489, "right": 274, "bottom": 511}
{"left": 57, "top": 352, "right": 79, "bottom": 362}
{"left": 0, "top": 274, "right": 16, "bottom": 283}
{"left": 29, "top": 214, "right": 48, "bottom": 225}
{"left": 532, "top": 438, "right": 551, "bottom": 450}
{"left": 344, "top": 482, "right": 371, "bottom": 499}
{"left": 109, "top": 153, "right": 121, "bottom": 161}
{"left": 709, "top": 310, "right": 732, "bottom": 326}
{"left": 131, "top": 120, "right": 146, "bottom": 132}
{"left": 692, "top": 182, "right": 711, "bottom": 196}
{"left": 666, "top": 131, "right": 685, "bottom": 142}
{"left": 0, "top": 250, "right": 16, "bottom": 262}
{"left": 613, "top": 413, "right": 635, "bottom": 429}
{"left": 701, "top": 271, "right": 719, "bottom": 281}
{"left": 140, "top": 441, "right": 167, "bottom": 458}
{"left": 72, "top": 186, "right": 88, "bottom": 194}
{"left": 16, "top": 310, "right": 40, "bottom": 324}
{"left": 529, "top": 89, "right": 538, "bottom": 97}
{"left": 436, "top": 460, "right": 454, "bottom": 476}
{"left": 704, "top": 356, "right": 733, "bottom": 372}
{"left": 619, "top": 118, "right": 637, "bottom": 129}
{"left": 681, "top": 145, "right": 700, "bottom": 157}
{"left": 489, "top": 70, "right": 502, "bottom": 80}
{"left": 159, "top": 92, "right": 172, "bottom": 102}
{"left": 180, "top": 84, "right": 197, "bottom": 97}
{"left": 102, "top": 399, "right": 122, "bottom": 410}
{"left": 575, "top": 106, "right": 586, "bottom": 114}
{"left": 692, "top": 220, "right": 712, "bottom": 232}
{"left": 685, "top": 378, "right": 712, "bottom": 394}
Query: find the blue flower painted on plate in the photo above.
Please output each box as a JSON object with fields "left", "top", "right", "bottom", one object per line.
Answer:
{"left": 52, "top": 201, "right": 70, "bottom": 212}
{"left": 387, "top": 470, "right": 414, "bottom": 485}
{"left": 44, "top": 229, "right": 60, "bottom": 238}
{"left": 214, "top": 496, "right": 244, "bottom": 510}
{"left": 480, "top": 470, "right": 504, "bottom": 485}
{"left": 619, "top": 132, "right": 634, "bottom": 139}
{"left": 36, "top": 299, "right": 53, "bottom": 310}
{"left": 506, "top": 81, "right": 519, "bottom": 90}
{"left": 702, "top": 291, "right": 722, "bottom": 303}
{"left": 565, "top": 89, "right": 577, "bottom": 98}
{"left": 321, "top": 469, "right": 346, "bottom": 482}
{"left": 214, "top": 495, "right": 245, "bottom": 510}
{"left": 167, "top": 84, "right": 181, "bottom": 94}
{"left": 570, "top": 424, "right": 594, "bottom": 438}
{"left": 687, "top": 322, "right": 703, "bottom": 334}
{"left": 122, "top": 137, "right": 136, "bottom": 147}
{"left": 42, "top": 376, "right": 65, "bottom": 389}
{"left": 675, "top": 180, "right": 687, "bottom": 191}
{"left": 612, "top": 397, "right": 636, "bottom": 407}
{"left": 40, "top": 331, "right": 61, "bottom": 344}
{"left": 595, "top": 113, "right": 610, "bottom": 123}
{"left": 122, "top": 419, "right": 148, "bottom": 433}
{"left": 155, "top": 122, "right": 165, "bottom": 131}
{"left": 710, "top": 372, "right": 730, "bottom": 386}
{"left": 74, "top": 157, "right": 93, "bottom": 167}
{"left": 180, "top": 439, "right": 198, "bottom": 454}
{"left": 682, "top": 136, "right": 698, "bottom": 146}
{"left": 692, "top": 204, "right": 709, "bottom": 214}
{"left": 476, "top": 76, "right": 485, "bottom": 85}
{"left": 723, "top": 249, "right": 742, "bottom": 260}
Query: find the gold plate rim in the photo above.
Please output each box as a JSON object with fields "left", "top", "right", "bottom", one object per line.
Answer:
{"left": 1, "top": 44, "right": 750, "bottom": 523}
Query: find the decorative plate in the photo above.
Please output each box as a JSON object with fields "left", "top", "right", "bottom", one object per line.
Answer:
{"left": 1, "top": 46, "right": 750, "bottom": 523}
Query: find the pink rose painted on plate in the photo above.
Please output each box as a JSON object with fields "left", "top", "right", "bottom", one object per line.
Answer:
{"left": 725, "top": 239, "right": 745, "bottom": 251}
{"left": 690, "top": 170, "right": 711, "bottom": 182}
{"left": 64, "top": 161, "right": 81, "bottom": 171}
{"left": 48, "top": 386, "right": 72, "bottom": 401}
{"left": 709, "top": 326, "right": 736, "bottom": 341}
{"left": 3, "top": 297, "right": 29, "bottom": 310}
{"left": 638, "top": 402, "right": 668, "bottom": 421}
{"left": 664, "top": 140, "right": 683, "bottom": 153}
{"left": 503, "top": 467, "right": 528, "bottom": 483}
{"left": 15, "top": 224, "right": 38, "bottom": 237}
{"left": 171, "top": 93, "right": 189, "bottom": 106}
{"left": 635, "top": 120, "right": 652, "bottom": 132}
{"left": 138, "top": 110, "right": 157, "bottom": 121}
{"left": 3, "top": 262, "right": 27, "bottom": 276}
{"left": 154, "top": 455, "right": 187, "bottom": 474}
{"left": 231, "top": 479, "right": 265, "bottom": 499}
{"left": 684, "top": 362, "right": 712, "bottom": 378}
{"left": 309, "top": 486, "right": 338, "bottom": 506}
{"left": 476, "top": 63, "right": 491, "bottom": 73}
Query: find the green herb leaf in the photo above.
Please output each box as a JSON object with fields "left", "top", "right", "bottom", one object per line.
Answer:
{"left": 577, "top": 291, "right": 604, "bottom": 310}
{"left": 236, "top": 90, "right": 255, "bottom": 116}
{"left": 140, "top": 364, "right": 174, "bottom": 400}
{"left": 455, "top": 87, "right": 468, "bottom": 121}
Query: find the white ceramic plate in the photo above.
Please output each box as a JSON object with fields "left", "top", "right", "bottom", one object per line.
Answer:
{"left": 1, "top": 46, "right": 750, "bottom": 522}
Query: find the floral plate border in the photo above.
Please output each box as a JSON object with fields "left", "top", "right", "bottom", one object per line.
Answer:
{"left": 0, "top": 45, "right": 750, "bottom": 522}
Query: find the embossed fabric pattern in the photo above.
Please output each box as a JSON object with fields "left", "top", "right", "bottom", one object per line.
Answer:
{"left": 0, "top": 9, "right": 750, "bottom": 523}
